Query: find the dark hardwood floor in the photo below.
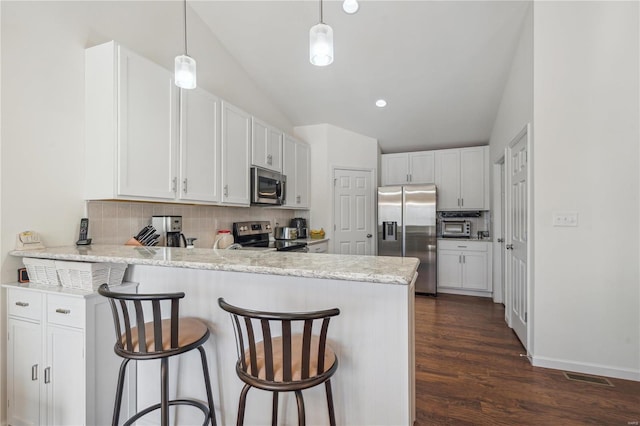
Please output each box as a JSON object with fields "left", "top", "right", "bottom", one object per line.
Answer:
{"left": 415, "top": 294, "right": 640, "bottom": 425}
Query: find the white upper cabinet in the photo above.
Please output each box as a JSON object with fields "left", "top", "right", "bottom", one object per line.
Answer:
{"left": 221, "top": 102, "right": 251, "bottom": 206}
{"left": 179, "top": 88, "right": 221, "bottom": 203}
{"left": 435, "top": 146, "right": 488, "bottom": 210}
{"left": 252, "top": 118, "right": 283, "bottom": 172}
{"left": 85, "top": 41, "right": 220, "bottom": 204}
{"left": 381, "top": 151, "right": 434, "bottom": 186}
{"left": 282, "top": 135, "right": 310, "bottom": 208}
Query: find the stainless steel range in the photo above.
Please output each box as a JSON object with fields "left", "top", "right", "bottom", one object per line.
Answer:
{"left": 232, "top": 221, "right": 308, "bottom": 252}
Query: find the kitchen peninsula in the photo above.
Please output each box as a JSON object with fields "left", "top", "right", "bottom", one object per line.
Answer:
{"left": 10, "top": 245, "right": 418, "bottom": 425}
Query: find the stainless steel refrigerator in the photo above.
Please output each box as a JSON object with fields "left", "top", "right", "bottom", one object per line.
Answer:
{"left": 378, "top": 184, "right": 437, "bottom": 295}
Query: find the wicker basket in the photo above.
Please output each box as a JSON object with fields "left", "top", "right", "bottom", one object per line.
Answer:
{"left": 55, "top": 261, "right": 127, "bottom": 291}
{"left": 23, "top": 258, "right": 60, "bottom": 286}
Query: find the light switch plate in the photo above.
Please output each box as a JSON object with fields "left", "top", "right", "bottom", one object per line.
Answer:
{"left": 552, "top": 211, "right": 578, "bottom": 227}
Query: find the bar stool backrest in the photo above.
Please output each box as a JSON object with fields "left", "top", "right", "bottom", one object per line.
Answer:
{"left": 218, "top": 298, "right": 340, "bottom": 384}
{"left": 98, "top": 283, "right": 186, "bottom": 355}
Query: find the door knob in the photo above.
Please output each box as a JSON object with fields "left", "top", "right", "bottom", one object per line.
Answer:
{"left": 366, "top": 234, "right": 372, "bottom": 238}
{"left": 506, "top": 244, "right": 514, "bottom": 250}
{"left": 497, "top": 238, "right": 504, "bottom": 243}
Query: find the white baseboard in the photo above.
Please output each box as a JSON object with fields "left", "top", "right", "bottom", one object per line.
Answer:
{"left": 532, "top": 355, "right": 640, "bottom": 382}
{"left": 438, "top": 288, "right": 493, "bottom": 298}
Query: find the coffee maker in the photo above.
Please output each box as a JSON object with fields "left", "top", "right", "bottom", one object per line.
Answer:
{"left": 151, "top": 216, "right": 187, "bottom": 247}
{"left": 289, "top": 217, "right": 308, "bottom": 239}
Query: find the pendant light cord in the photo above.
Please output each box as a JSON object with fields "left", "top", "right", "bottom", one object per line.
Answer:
{"left": 183, "top": 0, "right": 188, "bottom": 55}
{"left": 319, "top": 0, "right": 324, "bottom": 24}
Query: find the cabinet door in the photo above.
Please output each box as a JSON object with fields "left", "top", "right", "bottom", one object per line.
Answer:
{"left": 437, "top": 251, "right": 462, "bottom": 288}
{"left": 117, "top": 46, "right": 178, "bottom": 199}
{"left": 461, "top": 251, "right": 488, "bottom": 290}
{"left": 459, "top": 147, "right": 486, "bottom": 210}
{"left": 381, "top": 154, "right": 409, "bottom": 185}
{"left": 46, "top": 326, "right": 85, "bottom": 426}
{"left": 179, "top": 87, "right": 220, "bottom": 203}
{"left": 252, "top": 119, "right": 283, "bottom": 172}
{"left": 7, "top": 318, "right": 42, "bottom": 426}
{"left": 221, "top": 102, "right": 251, "bottom": 205}
{"left": 435, "top": 150, "right": 461, "bottom": 210}
{"left": 282, "top": 135, "right": 297, "bottom": 207}
{"left": 409, "top": 152, "right": 435, "bottom": 184}
{"left": 295, "top": 140, "right": 310, "bottom": 207}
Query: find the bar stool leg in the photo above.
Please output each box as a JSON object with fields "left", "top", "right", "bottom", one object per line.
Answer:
{"left": 271, "top": 392, "right": 279, "bottom": 426}
{"left": 197, "top": 346, "right": 217, "bottom": 426}
{"left": 325, "top": 380, "right": 336, "bottom": 426}
{"left": 161, "top": 358, "right": 169, "bottom": 426}
{"left": 112, "top": 358, "right": 130, "bottom": 426}
{"left": 237, "top": 383, "right": 251, "bottom": 426}
{"left": 294, "top": 390, "right": 306, "bottom": 426}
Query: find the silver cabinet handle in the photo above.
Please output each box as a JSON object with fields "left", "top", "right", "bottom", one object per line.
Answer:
{"left": 44, "top": 367, "right": 51, "bottom": 384}
{"left": 172, "top": 177, "right": 177, "bottom": 193}
{"left": 457, "top": 198, "right": 461, "bottom": 207}
{"left": 224, "top": 185, "right": 229, "bottom": 197}
{"left": 55, "top": 308, "right": 71, "bottom": 315}
{"left": 408, "top": 174, "right": 412, "bottom": 182}
{"left": 15, "top": 301, "right": 29, "bottom": 307}
{"left": 457, "top": 245, "right": 467, "bottom": 248}
{"left": 462, "top": 255, "right": 466, "bottom": 263}
{"left": 458, "top": 255, "right": 462, "bottom": 263}
{"left": 183, "top": 178, "right": 188, "bottom": 194}
{"left": 267, "top": 154, "right": 273, "bottom": 165}
{"left": 461, "top": 198, "right": 464, "bottom": 207}
{"left": 506, "top": 244, "right": 514, "bottom": 250}
{"left": 32, "top": 364, "right": 38, "bottom": 381}
{"left": 296, "top": 195, "right": 301, "bottom": 204}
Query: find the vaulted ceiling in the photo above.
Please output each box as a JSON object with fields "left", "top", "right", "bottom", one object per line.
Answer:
{"left": 192, "top": 1, "right": 530, "bottom": 153}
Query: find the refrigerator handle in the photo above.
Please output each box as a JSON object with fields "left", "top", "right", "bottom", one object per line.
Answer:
{"left": 382, "top": 221, "right": 398, "bottom": 241}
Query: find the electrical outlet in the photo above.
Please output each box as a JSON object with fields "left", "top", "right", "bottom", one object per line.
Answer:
{"left": 552, "top": 211, "right": 578, "bottom": 227}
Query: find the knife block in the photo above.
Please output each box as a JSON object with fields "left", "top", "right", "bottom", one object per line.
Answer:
{"left": 124, "top": 237, "right": 143, "bottom": 246}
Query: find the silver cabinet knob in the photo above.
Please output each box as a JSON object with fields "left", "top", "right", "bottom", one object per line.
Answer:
{"left": 366, "top": 234, "right": 372, "bottom": 238}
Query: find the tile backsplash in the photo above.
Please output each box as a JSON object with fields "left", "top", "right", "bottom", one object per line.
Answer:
{"left": 87, "top": 201, "right": 308, "bottom": 248}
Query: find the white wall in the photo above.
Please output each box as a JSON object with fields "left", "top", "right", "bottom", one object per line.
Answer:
{"left": 531, "top": 1, "right": 639, "bottom": 379}
{"left": 294, "top": 124, "right": 378, "bottom": 249}
{"left": 0, "top": 2, "right": 293, "bottom": 422}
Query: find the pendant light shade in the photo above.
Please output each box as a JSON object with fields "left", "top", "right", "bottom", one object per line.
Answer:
{"left": 309, "top": 23, "right": 334, "bottom": 66}
{"left": 175, "top": 0, "right": 196, "bottom": 89}
{"left": 310, "top": 0, "right": 333, "bottom": 66}
{"left": 342, "top": 0, "right": 359, "bottom": 14}
{"left": 175, "top": 54, "right": 197, "bottom": 89}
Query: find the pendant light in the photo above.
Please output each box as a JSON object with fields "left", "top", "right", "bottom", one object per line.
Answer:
{"left": 309, "top": 0, "right": 334, "bottom": 66}
{"left": 175, "top": 0, "right": 196, "bottom": 89}
{"left": 342, "top": 0, "right": 359, "bottom": 14}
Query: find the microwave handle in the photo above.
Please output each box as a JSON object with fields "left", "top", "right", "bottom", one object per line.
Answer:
{"left": 277, "top": 179, "right": 285, "bottom": 203}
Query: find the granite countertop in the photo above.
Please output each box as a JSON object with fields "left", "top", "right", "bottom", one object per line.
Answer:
{"left": 11, "top": 245, "right": 418, "bottom": 285}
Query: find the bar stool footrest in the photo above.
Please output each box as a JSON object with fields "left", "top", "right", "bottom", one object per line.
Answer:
{"left": 123, "top": 398, "right": 211, "bottom": 426}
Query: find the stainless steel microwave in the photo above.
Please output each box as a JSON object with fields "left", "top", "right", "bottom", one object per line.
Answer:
{"left": 251, "top": 167, "right": 286, "bottom": 205}
{"left": 441, "top": 220, "right": 471, "bottom": 238}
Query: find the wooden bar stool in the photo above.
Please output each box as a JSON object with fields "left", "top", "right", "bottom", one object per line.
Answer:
{"left": 98, "top": 284, "right": 216, "bottom": 426}
{"left": 218, "top": 298, "right": 340, "bottom": 426}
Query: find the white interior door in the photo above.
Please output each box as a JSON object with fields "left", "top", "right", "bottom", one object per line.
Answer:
{"left": 505, "top": 124, "right": 530, "bottom": 350}
{"left": 333, "top": 168, "right": 374, "bottom": 255}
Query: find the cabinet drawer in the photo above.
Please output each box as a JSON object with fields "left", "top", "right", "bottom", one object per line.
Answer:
{"left": 8, "top": 289, "right": 42, "bottom": 321}
{"left": 307, "top": 242, "right": 328, "bottom": 253}
{"left": 47, "top": 295, "right": 85, "bottom": 329}
{"left": 438, "top": 240, "right": 488, "bottom": 252}
{"left": 7, "top": 289, "right": 42, "bottom": 321}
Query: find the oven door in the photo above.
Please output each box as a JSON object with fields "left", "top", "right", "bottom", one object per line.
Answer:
{"left": 251, "top": 167, "right": 286, "bottom": 205}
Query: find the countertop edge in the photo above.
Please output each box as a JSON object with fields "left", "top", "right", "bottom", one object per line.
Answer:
{"left": 10, "top": 246, "right": 419, "bottom": 286}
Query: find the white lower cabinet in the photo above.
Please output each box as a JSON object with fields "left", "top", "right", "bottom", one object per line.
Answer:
{"left": 307, "top": 240, "right": 329, "bottom": 253}
{"left": 5, "top": 284, "right": 136, "bottom": 425}
{"left": 437, "top": 240, "right": 492, "bottom": 295}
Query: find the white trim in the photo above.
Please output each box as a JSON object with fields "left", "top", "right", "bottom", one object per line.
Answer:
{"left": 532, "top": 356, "right": 640, "bottom": 382}
{"left": 491, "top": 159, "right": 505, "bottom": 304}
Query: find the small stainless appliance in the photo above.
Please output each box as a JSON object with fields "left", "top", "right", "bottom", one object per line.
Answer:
{"left": 274, "top": 227, "right": 298, "bottom": 240}
{"left": 151, "top": 215, "right": 187, "bottom": 247}
{"left": 251, "top": 167, "right": 286, "bottom": 206}
{"left": 289, "top": 217, "right": 308, "bottom": 239}
{"left": 378, "top": 184, "right": 437, "bottom": 295}
{"left": 441, "top": 220, "right": 471, "bottom": 238}
{"left": 233, "top": 221, "right": 307, "bottom": 252}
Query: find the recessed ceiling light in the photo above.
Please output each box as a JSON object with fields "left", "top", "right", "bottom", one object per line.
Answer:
{"left": 376, "top": 99, "right": 387, "bottom": 108}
